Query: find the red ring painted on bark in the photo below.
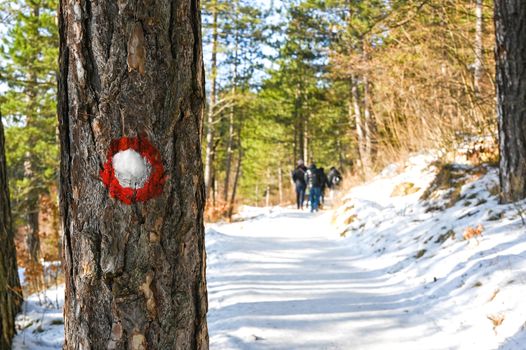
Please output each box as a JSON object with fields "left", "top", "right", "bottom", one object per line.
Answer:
{"left": 100, "top": 136, "right": 166, "bottom": 205}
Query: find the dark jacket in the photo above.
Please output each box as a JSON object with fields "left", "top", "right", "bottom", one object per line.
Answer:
{"left": 305, "top": 165, "right": 321, "bottom": 188}
{"left": 292, "top": 165, "right": 307, "bottom": 188}
{"left": 327, "top": 167, "right": 342, "bottom": 189}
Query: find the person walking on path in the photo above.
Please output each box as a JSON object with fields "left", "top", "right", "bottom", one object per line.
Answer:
{"left": 318, "top": 167, "right": 328, "bottom": 206}
{"left": 327, "top": 166, "right": 343, "bottom": 200}
{"left": 305, "top": 163, "right": 321, "bottom": 212}
{"left": 292, "top": 160, "right": 307, "bottom": 210}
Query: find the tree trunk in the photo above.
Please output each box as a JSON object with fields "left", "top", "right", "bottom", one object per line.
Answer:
{"left": 0, "top": 113, "right": 22, "bottom": 350}
{"left": 494, "top": 0, "right": 526, "bottom": 203}
{"left": 23, "top": 155, "right": 41, "bottom": 261}
{"left": 473, "top": 0, "right": 484, "bottom": 96}
{"left": 294, "top": 87, "right": 305, "bottom": 162}
{"left": 204, "top": 0, "right": 218, "bottom": 200}
{"left": 278, "top": 167, "right": 283, "bottom": 205}
{"left": 227, "top": 145, "right": 242, "bottom": 221}
{"left": 265, "top": 169, "right": 270, "bottom": 207}
{"left": 58, "top": 1, "right": 209, "bottom": 349}
{"left": 223, "top": 107, "right": 235, "bottom": 202}
{"left": 363, "top": 74, "right": 374, "bottom": 172}
{"left": 350, "top": 77, "right": 367, "bottom": 171}
{"left": 25, "top": 5, "right": 44, "bottom": 282}
{"left": 223, "top": 2, "right": 239, "bottom": 203}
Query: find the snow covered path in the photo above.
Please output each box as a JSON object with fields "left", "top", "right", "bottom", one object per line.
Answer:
{"left": 207, "top": 208, "right": 438, "bottom": 350}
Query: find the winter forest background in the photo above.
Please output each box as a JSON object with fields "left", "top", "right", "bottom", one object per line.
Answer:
{"left": 1, "top": 0, "right": 526, "bottom": 349}
{"left": 1, "top": 0, "right": 496, "bottom": 279}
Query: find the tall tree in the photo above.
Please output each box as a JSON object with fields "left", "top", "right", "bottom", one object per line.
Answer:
{"left": 473, "top": 0, "right": 484, "bottom": 95}
{"left": 58, "top": 0, "right": 208, "bottom": 348}
{"left": 494, "top": 0, "right": 526, "bottom": 203}
{"left": 203, "top": 0, "right": 220, "bottom": 202}
{"left": 0, "top": 113, "right": 22, "bottom": 350}
{"left": 0, "top": 0, "right": 59, "bottom": 284}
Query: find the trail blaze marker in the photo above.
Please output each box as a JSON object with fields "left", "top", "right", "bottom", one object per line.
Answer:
{"left": 100, "top": 136, "right": 165, "bottom": 204}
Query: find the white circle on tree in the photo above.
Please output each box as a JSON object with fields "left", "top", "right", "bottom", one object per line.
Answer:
{"left": 112, "top": 149, "right": 151, "bottom": 189}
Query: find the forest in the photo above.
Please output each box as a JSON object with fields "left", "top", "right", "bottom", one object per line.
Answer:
{"left": 1, "top": 0, "right": 526, "bottom": 349}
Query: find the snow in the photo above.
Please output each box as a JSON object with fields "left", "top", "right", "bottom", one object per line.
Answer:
{"left": 13, "top": 285, "right": 64, "bottom": 350}
{"left": 112, "top": 149, "right": 151, "bottom": 188}
{"left": 12, "top": 153, "right": 526, "bottom": 349}
{"left": 207, "top": 154, "right": 526, "bottom": 349}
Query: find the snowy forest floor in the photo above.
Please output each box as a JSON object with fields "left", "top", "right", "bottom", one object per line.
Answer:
{"left": 13, "top": 154, "right": 526, "bottom": 350}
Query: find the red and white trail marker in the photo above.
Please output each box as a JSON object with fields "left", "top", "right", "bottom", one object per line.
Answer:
{"left": 100, "top": 136, "right": 166, "bottom": 205}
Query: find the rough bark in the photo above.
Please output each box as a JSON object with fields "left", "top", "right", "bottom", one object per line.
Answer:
{"left": 0, "top": 114, "right": 22, "bottom": 350}
{"left": 58, "top": 0, "right": 209, "bottom": 348}
{"left": 494, "top": 0, "right": 526, "bottom": 203}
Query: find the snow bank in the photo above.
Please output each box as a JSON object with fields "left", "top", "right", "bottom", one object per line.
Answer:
{"left": 333, "top": 154, "right": 526, "bottom": 349}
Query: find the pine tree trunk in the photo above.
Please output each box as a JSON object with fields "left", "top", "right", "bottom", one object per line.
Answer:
{"left": 23, "top": 155, "right": 42, "bottom": 268}
{"left": 0, "top": 114, "right": 22, "bottom": 350}
{"left": 223, "top": 107, "right": 235, "bottom": 202}
{"left": 295, "top": 87, "right": 305, "bottom": 162}
{"left": 494, "top": 0, "right": 526, "bottom": 203}
{"left": 58, "top": 1, "right": 208, "bottom": 348}
{"left": 363, "top": 74, "right": 374, "bottom": 172}
{"left": 474, "top": 0, "right": 484, "bottom": 96}
{"left": 350, "top": 77, "right": 366, "bottom": 172}
{"left": 204, "top": 0, "right": 218, "bottom": 200}
{"left": 227, "top": 146, "right": 242, "bottom": 221}
{"left": 278, "top": 167, "right": 283, "bottom": 205}
{"left": 25, "top": 33, "right": 43, "bottom": 283}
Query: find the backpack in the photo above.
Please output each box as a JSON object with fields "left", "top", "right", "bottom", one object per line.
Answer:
{"left": 306, "top": 168, "right": 320, "bottom": 187}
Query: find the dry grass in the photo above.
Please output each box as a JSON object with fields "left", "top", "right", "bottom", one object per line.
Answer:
{"left": 463, "top": 224, "right": 484, "bottom": 241}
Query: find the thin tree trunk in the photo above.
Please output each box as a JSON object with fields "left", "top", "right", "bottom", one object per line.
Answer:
{"left": 255, "top": 184, "right": 259, "bottom": 207}
{"left": 278, "top": 167, "right": 283, "bottom": 205}
{"left": 227, "top": 145, "right": 242, "bottom": 221}
{"left": 58, "top": 1, "right": 209, "bottom": 348}
{"left": 25, "top": 6, "right": 43, "bottom": 281}
{"left": 363, "top": 74, "right": 374, "bottom": 171}
{"left": 23, "top": 154, "right": 41, "bottom": 266}
{"left": 223, "top": 107, "right": 235, "bottom": 202}
{"left": 265, "top": 169, "right": 270, "bottom": 207}
{"left": 295, "top": 87, "right": 305, "bottom": 162}
{"left": 0, "top": 113, "right": 22, "bottom": 350}
{"left": 351, "top": 77, "right": 366, "bottom": 171}
{"left": 494, "top": 0, "right": 526, "bottom": 203}
{"left": 204, "top": 0, "right": 219, "bottom": 200}
{"left": 304, "top": 114, "right": 309, "bottom": 163}
{"left": 474, "top": 0, "right": 484, "bottom": 96}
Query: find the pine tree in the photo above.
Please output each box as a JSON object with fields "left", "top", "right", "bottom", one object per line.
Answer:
{"left": 494, "top": 0, "right": 526, "bottom": 202}
{"left": 0, "top": 112, "right": 22, "bottom": 350}
{"left": 58, "top": 0, "right": 208, "bottom": 348}
{"left": 0, "top": 0, "right": 59, "bottom": 286}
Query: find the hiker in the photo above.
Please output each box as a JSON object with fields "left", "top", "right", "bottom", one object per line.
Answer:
{"left": 327, "top": 166, "right": 342, "bottom": 189}
{"left": 318, "top": 167, "right": 328, "bottom": 205}
{"left": 291, "top": 160, "right": 307, "bottom": 210}
{"left": 327, "top": 166, "right": 342, "bottom": 200}
{"left": 305, "top": 163, "right": 321, "bottom": 212}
